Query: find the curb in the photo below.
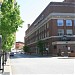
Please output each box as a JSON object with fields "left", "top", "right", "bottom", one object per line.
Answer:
{"left": 3, "top": 56, "right": 12, "bottom": 75}
{"left": 9, "top": 57, "right": 12, "bottom": 75}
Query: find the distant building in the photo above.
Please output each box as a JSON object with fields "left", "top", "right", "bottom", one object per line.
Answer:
{"left": 0, "top": 0, "right": 3, "bottom": 3}
{"left": 0, "top": 0, "right": 3, "bottom": 9}
{"left": 15, "top": 42, "right": 24, "bottom": 50}
{"left": 25, "top": 0, "right": 75, "bottom": 56}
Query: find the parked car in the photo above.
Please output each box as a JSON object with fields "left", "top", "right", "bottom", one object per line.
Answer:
{"left": 10, "top": 52, "right": 14, "bottom": 56}
{"left": 20, "top": 51, "right": 24, "bottom": 54}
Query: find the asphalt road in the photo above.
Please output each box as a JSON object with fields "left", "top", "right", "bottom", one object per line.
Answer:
{"left": 10, "top": 53, "right": 74, "bottom": 75}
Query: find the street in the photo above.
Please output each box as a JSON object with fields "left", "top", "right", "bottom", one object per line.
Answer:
{"left": 10, "top": 53, "right": 74, "bottom": 75}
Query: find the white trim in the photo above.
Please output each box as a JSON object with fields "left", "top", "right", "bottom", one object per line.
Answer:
{"left": 25, "top": 13, "right": 75, "bottom": 38}
{"left": 52, "top": 41, "right": 75, "bottom": 45}
{"left": 51, "top": 35, "right": 75, "bottom": 38}
{"left": 27, "top": 35, "right": 75, "bottom": 45}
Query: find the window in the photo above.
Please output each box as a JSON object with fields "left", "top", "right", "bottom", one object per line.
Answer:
{"left": 45, "top": 24, "right": 46, "bottom": 30}
{"left": 66, "top": 20, "right": 72, "bottom": 26}
{"left": 47, "top": 31, "right": 49, "bottom": 37}
{"left": 47, "top": 22, "right": 49, "bottom": 28}
{"left": 66, "top": 29, "right": 73, "bottom": 35}
{"left": 58, "top": 29, "right": 64, "bottom": 36}
{"left": 45, "top": 32, "right": 46, "bottom": 38}
{"left": 57, "top": 19, "right": 63, "bottom": 26}
{"left": 54, "top": 45, "right": 57, "bottom": 49}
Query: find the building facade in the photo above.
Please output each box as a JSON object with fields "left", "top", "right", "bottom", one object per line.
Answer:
{"left": 25, "top": 0, "right": 75, "bottom": 56}
{"left": 15, "top": 42, "right": 24, "bottom": 50}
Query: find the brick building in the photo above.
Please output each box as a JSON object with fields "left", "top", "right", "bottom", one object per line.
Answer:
{"left": 25, "top": 0, "right": 75, "bottom": 56}
{"left": 15, "top": 42, "right": 24, "bottom": 50}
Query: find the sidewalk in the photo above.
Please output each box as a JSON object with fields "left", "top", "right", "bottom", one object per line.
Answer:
{"left": 0, "top": 57, "right": 12, "bottom": 75}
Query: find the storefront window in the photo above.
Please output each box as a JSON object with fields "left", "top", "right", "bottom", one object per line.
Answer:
{"left": 58, "top": 29, "right": 64, "bottom": 36}
{"left": 66, "top": 29, "right": 73, "bottom": 35}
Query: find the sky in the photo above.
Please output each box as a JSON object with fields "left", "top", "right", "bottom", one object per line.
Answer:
{"left": 16, "top": 0, "right": 64, "bottom": 42}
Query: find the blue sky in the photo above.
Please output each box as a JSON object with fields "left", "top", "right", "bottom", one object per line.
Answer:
{"left": 16, "top": 0, "right": 63, "bottom": 42}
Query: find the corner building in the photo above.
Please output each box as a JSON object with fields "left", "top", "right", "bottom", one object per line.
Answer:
{"left": 25, "top": 0, "right": 75, "bottom": 56}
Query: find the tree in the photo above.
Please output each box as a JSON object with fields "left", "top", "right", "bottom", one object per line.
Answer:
{"left": 37, "top": 40, "right": 45, "bottom": 55}
{"left": 3, "top": 33, "right": 15, "bottom": 52}
{"left": 0, "top": 0, "right": 23, "bottom": 51}
{"left": 23, "top": 46, "right": 30, "bottom": 53}
{"left": 1, "top": 0, "right": 23, "bottom": 34}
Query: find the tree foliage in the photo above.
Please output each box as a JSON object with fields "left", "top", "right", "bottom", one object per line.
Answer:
{"left": 0, "top": 0, "right": 23, "bottom": 51}
{"left": 23, "top": 45, "right": 30, "bottom": 53}
{"left": 37, "top": 40, "right": 45, "bottom": 55}
{"left": 1, "top": 0, "right": 23, "bottom": 34}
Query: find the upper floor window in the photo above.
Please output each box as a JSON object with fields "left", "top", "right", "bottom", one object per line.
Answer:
{"left": 66, "top": 20, "right": 72, "bottom": 26}
{"left": 66, "top": 29, "right": 73, "bottom": 35}
{"left": 58, "top": 29, "right": 64, "bottom": 36}
{"left": 47, "top": 22, "right": 49, "bottom": 28}
{"left": 57, "top": 19, "right": 64, "bottom": 26}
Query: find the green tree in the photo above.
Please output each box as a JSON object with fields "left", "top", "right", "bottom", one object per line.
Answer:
{"left": 2, "top": 34, "right": 15, "bottom": 51}
{"left": 0, "top": 0, "right": 23, "bottom": 51}
{"left": 37, "top": 40, "right": 45, "bottom": 55}
{"left": 1, "top": 0, "right": 23, "bottom": 34}
{"left": 23, "top": 46, "right": 30, "bottom": 53}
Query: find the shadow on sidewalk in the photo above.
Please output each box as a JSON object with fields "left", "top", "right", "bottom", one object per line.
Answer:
{"left": 10, "top": 53, "right": 52, "bottom": 59}
{"left": 58, "top": 57, "right": 75, "bottom": 59}
{"left": 3, "top": 72, "right": 10, "bottom": 75}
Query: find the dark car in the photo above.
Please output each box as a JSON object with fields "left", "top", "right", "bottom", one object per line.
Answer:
{"left": 10, "top": 52, "right": 14, "bottom": 56}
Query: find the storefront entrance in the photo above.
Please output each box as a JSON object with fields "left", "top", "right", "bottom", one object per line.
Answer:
{"left": 52, "top": 41, "right": 75, "bottom": 56}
